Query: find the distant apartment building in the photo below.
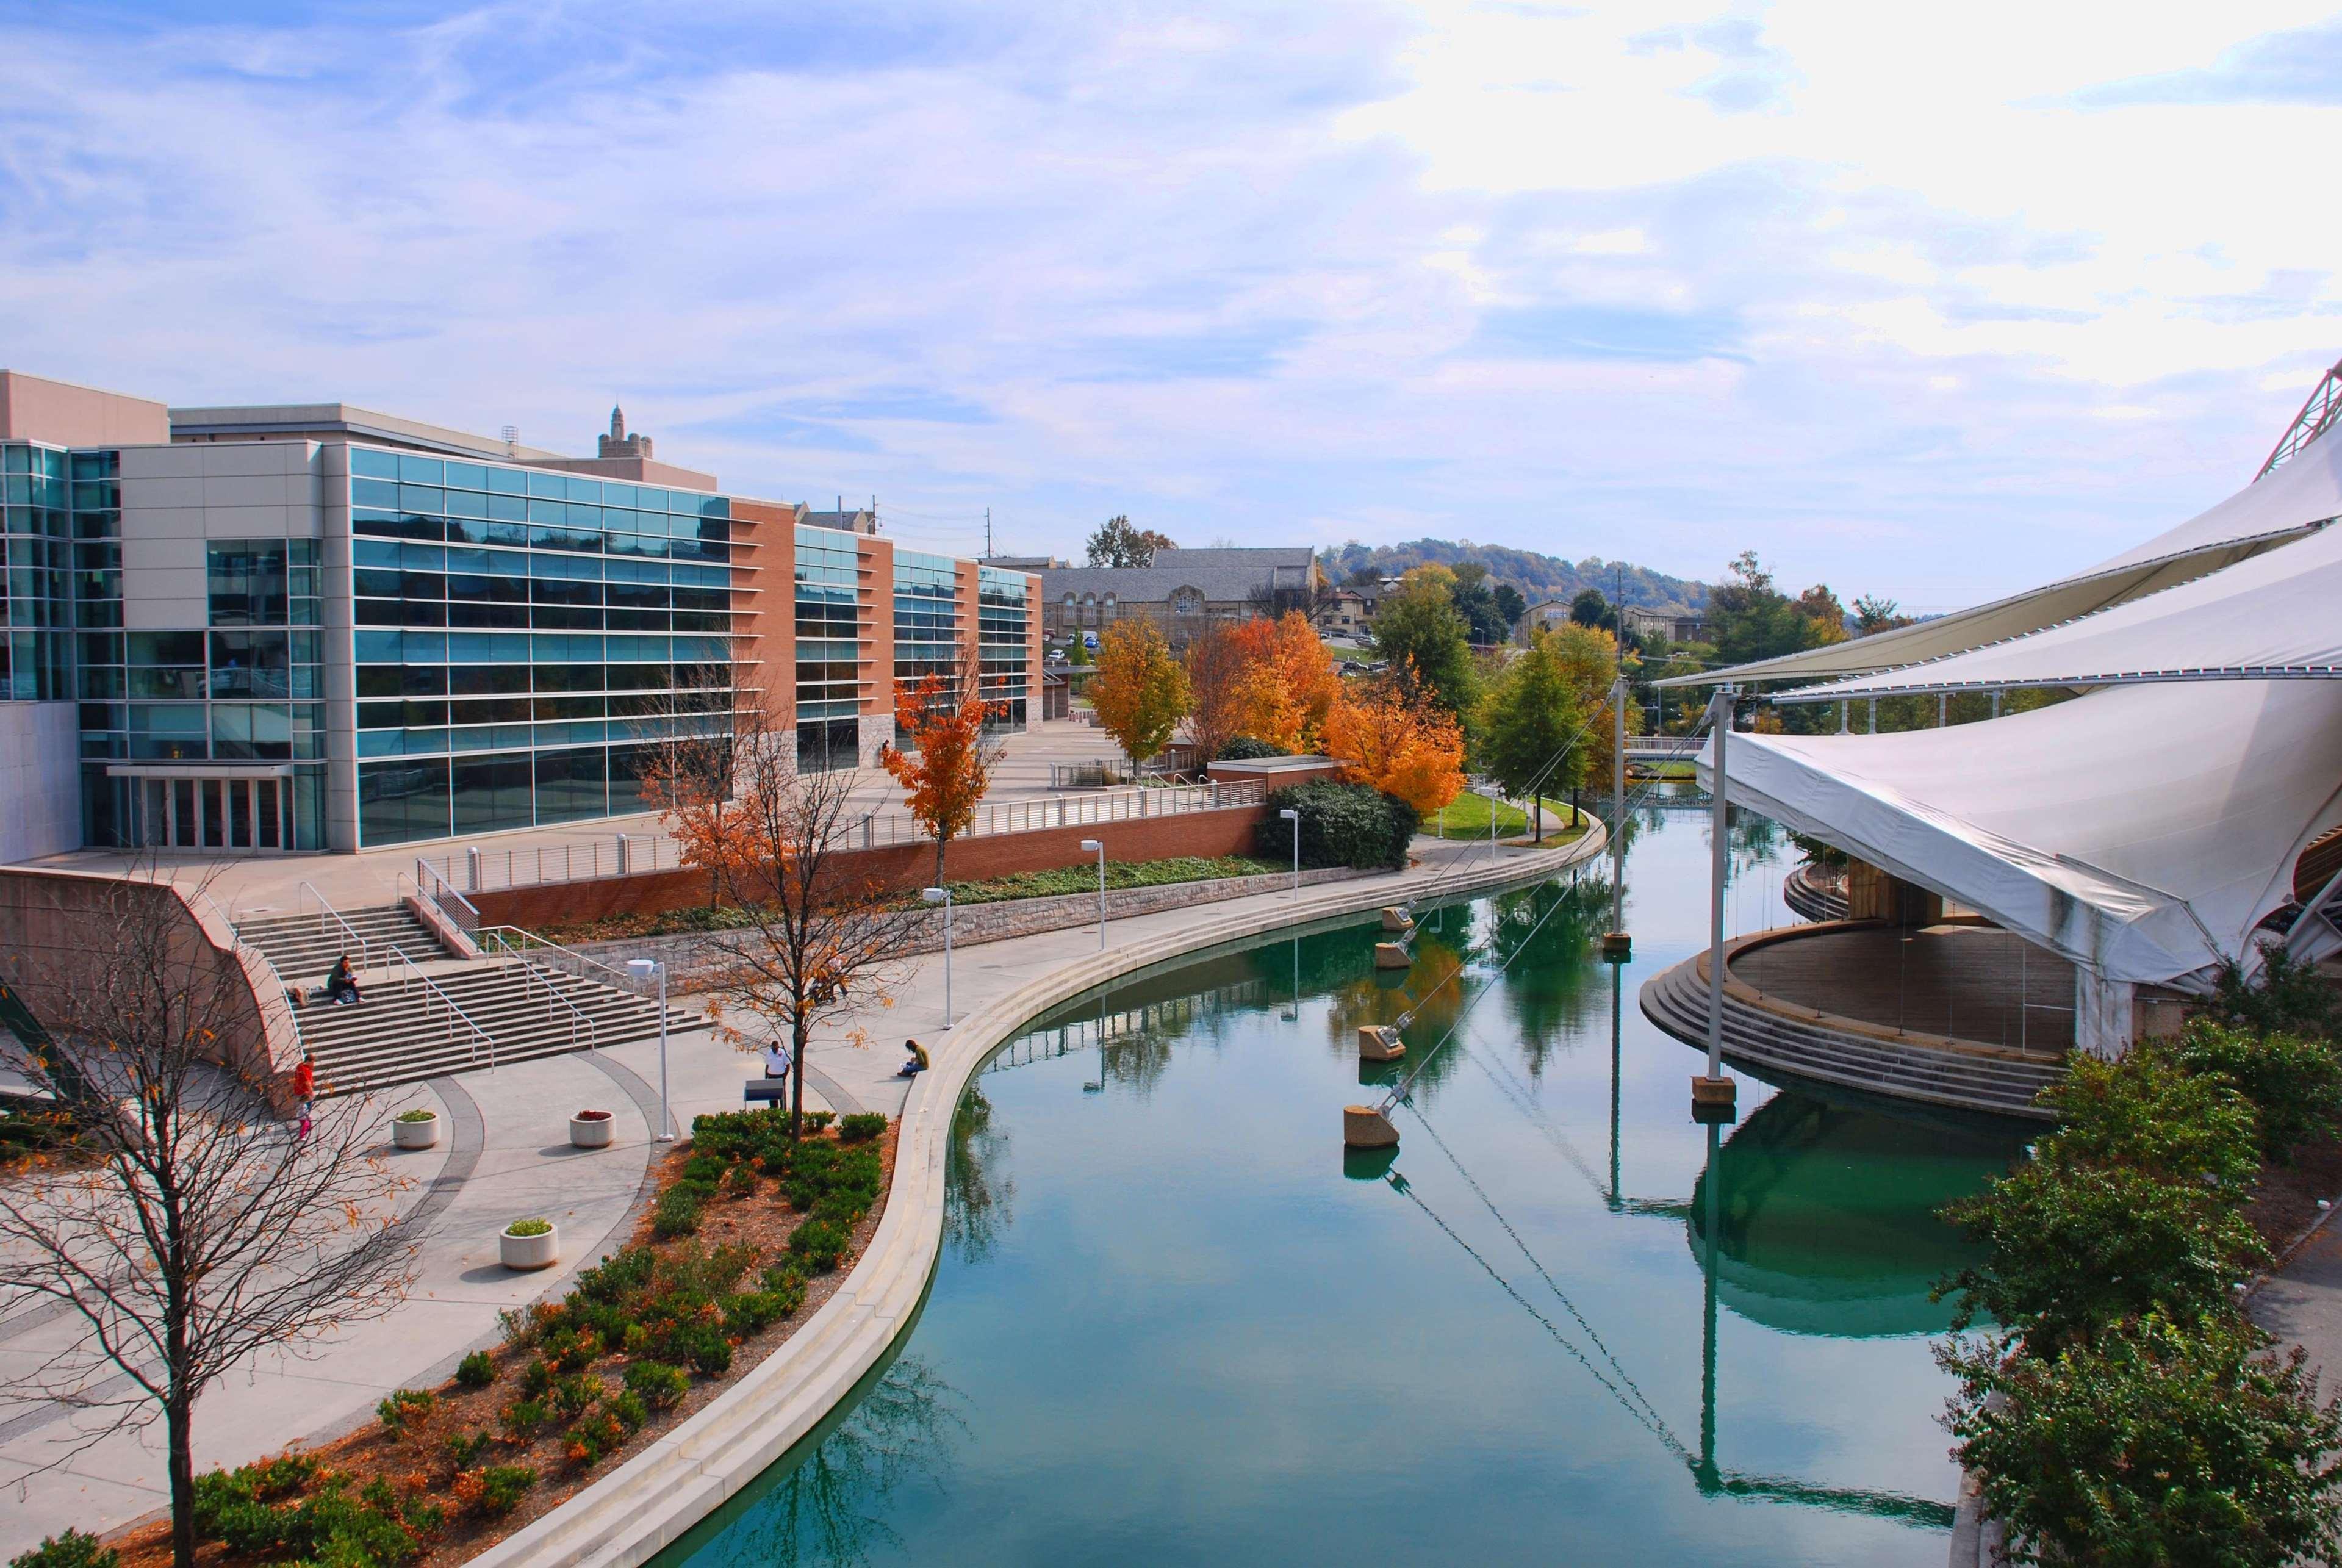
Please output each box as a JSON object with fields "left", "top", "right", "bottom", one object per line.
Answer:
{"left": 1033, "top": 546, "right": 1318, "bottom": 648}
{"left": 1517, "top": 598, "right": 1705, "bottom": 646}
{"left": 0, "top": 372, "right": 1040, "bottom": 861}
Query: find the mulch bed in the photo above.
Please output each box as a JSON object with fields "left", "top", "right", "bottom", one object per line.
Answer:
{"left": 2247, "top": 1133, "right": 2342, "bottom": 1264}
{"left": 106, "top": 1119, "right": 899, "bottom": 1568}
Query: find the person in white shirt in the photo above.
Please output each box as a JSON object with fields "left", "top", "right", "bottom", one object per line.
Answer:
{"left": 763, "top": 1042, "right": 792, "bottom": 1079}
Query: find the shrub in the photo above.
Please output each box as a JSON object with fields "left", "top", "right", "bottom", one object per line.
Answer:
{"left": 477, "top": 1464, "right": 537, "bottom": 1514}
{"left": 2206, "top": 943, "right": 2339, "bottom": 1040}
{"left": 2037, "top": 1051, "right": 2260, "bottom": 1197}
{"left": 720, "top": 1289, "right": 791, "bottom": 1336}
{"left": 506, "top": 1218, "right": 553, "bottom": 1237}
{"left": 622, "top": 1360, "right": 691, "bottom": 1410}
{"left": 800, "top": 1110, "right": 836, "bottom": 1134}
{"left": 1216, "top": 735, "right": 1286, "bottom": 761}
{"left": 542, "top": 1326, "right": 602, "bottom": 1374}
{"left": 455, "top": 1350, "right": 496, "bottom": 1389}
{"left": 723, "top": 1160, "right": 761, "bottom": 1198}
{"left": 376, "top": 1387, "right": 435, "bottom": 1436}
{"left": 678, "top": 1153, "right": 730, "bottom": 1190}
{"left": 652, "top": 1186, "right": 703, "bottom": 1239}
{"left": 1257, "top": 782, "right": 1417, "bottom": 871}
{"left": 550, "top": 1372, "right": 602, "bottom": 1419}
{"left": 575, "top": 1243, "right": 658, "bottom": 1304}
{"left": 607, "top": 1389, "right": 648, "bottom": 1431}
{"left": 761, "top": 1264, "right": 809, "bottom": 1317}
{"left": 9, "top": 1531, "right": 118, "bottom": 1568}
{"left": 788, "top": 1219, "right": 850, "bottom": 1274}
{"left": 2152, "top": 1020, "right": 2342, "bottom": 1160}
{"left": 500, "top": 1397, "right": 550, "bottom": 1440}
{"left": 1939, "top": 1158, "right": 2266, "bottom": 1348}
{"left": 663, "top": 1318, "right": 733, "bottom": 1376}
{"left": 565, "top": 1408, "right": 627, "bottom": 1467}
{"left": 1944, "top": 1312, "right": 2342, "bottom": 1566}
{"left": 393, "top": 1109, "right": 436, "bottom": 1123}
{"left": 838, "top": 1112, "right": 886, "bottom": 1144}
{"left": 519, "top": 1357, "right": 553, "bottom": 1397}
{"left": 445, "top": 1430, "right": 494, "bottom": 1468}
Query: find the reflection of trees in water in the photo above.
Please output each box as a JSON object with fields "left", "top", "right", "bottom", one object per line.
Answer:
{"left": 1486, "top": 879, "right": 1607, "bottom": 1076}
{"left": 945, "top": 1089, "right": 1015, "bottom": 1265}
{"left": 1320, "top": 918, "right": 1481, "bottom": 1102}
{"left": 713, "top": 1354, "right": 968, "bottom": 1568}
{"left": 1102, "top": 1027, "right": 1178, "bottom": 1095}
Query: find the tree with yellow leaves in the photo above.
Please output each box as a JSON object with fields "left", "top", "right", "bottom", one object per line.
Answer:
{"left": 1090, "top": 619, "right": 1191, "bottom": 766}
{"left": 1324, "top": 664, "right": 1467, "bottom": 817}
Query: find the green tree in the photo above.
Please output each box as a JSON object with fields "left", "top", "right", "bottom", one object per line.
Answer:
{"left": 1370, "top": 567, "right": 1478, "bottom": 719}
{"left": 1942, "top": 1312, "right": 2342, "bottom": 1567}
{"left": 1490, "top": 582, "right": 1528, "bottom": 628}
{"left": 1567, "top": 588, "right": 1612, "bottom": 630}
{"left": 1084, "top": 514, "right": 1175, "bottom": 567}
{"left": 1476, "top": 633, "right": 1586, "bottom": 843}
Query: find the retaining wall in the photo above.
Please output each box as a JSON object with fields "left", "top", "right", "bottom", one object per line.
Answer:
{"left": 467, "top": 827, "right": 1607, "bottom": 1568}
{"left": 473, "top": 804, "right": 1272, "bottom": 929}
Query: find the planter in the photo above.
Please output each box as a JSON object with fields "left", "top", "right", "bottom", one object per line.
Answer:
{"left": 391, "top": 1111, "right": 440, "bottom": 1151}
{"left": 569, "top": 1109, "right": 614, "bottom": 1149}
{"left": 500, "top": 1221, "right": 559, "bottom": 1271}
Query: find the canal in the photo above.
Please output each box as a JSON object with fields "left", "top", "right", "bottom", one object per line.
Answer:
{"left": 666, "top": 799, "right": 2031, "bottom": 1566}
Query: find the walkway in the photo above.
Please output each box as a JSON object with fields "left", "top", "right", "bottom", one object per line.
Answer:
{"left": 0, "top": 828, "right": 1575, "bottom": 1556}
{"left": 2252, "top": 1214, "right": 2342, "bottom": 1568}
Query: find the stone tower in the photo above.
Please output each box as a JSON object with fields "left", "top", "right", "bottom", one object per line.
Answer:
{"left": 598, "top": 404, "right": 653, "bottom": 459}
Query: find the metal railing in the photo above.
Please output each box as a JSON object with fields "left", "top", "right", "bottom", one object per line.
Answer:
{"left": 195, "top": 886, "right": 306, "bottom": 1063}
{"left": 296, "top": 882, "right": 495, "bottom": 1072}
{"left": 297, "top": 881, "right": 388, "bottom": 969}
{"left": 475, "top": 923, "right": 644, "bottom": 994}
{"left": 422, "top": 778, "right": 1271, "bottom": 893}
{"left": 481, "top": 937, "right": 598, "bottom": 1054}
{"left": 413, "top": 858, "right": 483, "bottom": 935}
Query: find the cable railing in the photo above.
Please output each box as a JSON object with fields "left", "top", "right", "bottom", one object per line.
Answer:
{"left": 421, "top": 778, "right": 1272, "bottom": 893}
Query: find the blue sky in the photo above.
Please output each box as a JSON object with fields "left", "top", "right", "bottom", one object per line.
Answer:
{"left": 4, "top": 1, "right": 2340, "bottom": 608}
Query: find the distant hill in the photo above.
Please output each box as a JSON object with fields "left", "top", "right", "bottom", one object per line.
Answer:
{"left": 1321, "top": 539, "right": 1709, "bottom": 614}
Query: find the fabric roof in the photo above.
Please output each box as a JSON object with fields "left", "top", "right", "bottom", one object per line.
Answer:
{"left": 1779, "top": 515, "right": 2342, "bottom": 701}
{"left": 1703, "top": 680, "right": 2342, "bottom": 987}
{"left": 1658, "top": 423, "right": 2342, "bottom": 688}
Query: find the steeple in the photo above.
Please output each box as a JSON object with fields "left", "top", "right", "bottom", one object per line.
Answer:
{"left": 597, "top": 404, "right": 652, "bottom": 461}
{"left": 609, "top": 405, "right": 626, "bottom": 442}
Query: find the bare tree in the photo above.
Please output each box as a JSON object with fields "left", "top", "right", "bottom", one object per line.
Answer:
{"left": 650, "top": 688, "right": 924, "bottom": 1138}
{"left": 0, "top": 867, "right": 418, "bottom": 1568}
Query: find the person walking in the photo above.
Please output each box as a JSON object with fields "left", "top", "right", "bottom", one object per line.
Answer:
{"left": 291, "top": 1052, "right": 315, "bottom": 1142}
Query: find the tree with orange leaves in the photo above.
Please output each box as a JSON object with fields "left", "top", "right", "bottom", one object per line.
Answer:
{"left": 1236, "top": 611, "right": 1342, "bottom": 753}
{"left": 642, "top": 674, "right": 921, "bottom": 1138}
{"left": 1184, "top": 622, "right": 1255, "bottom": 766}
{"left": 1323, "top": 664, "right": 1467, "bottom": 817}
{"left": 880, "top": 672, "right": 1003, "bottom": 887}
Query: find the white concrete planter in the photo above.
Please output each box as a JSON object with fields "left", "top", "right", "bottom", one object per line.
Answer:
{"left": 500, "top": 1222, "right": 559, "bottom": 1271}
{"left": 391, "top": 1112, "right": 440, "bottom": 1151}
{"left": 569, "top": 1110, "right": 614, "bottom": 1149}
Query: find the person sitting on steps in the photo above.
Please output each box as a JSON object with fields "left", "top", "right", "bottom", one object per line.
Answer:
{"left": 322, "top": 955, "right": 362, "bottom": 1007}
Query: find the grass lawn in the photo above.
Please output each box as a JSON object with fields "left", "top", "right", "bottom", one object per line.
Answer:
{"left": 1424, "top": 793, "right": 1586, "bottom": 841}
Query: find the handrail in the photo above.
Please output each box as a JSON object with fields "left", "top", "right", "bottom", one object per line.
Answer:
{"left": 486, "top": 937, "right": 598, "bottom": 1054}
{"left": 475, "top": 923, "right": 641, "bottom": 991}
{"left": 384, "top": 940, "right": 497, "bottom": 1072}
{"left": 191, "top": 886, "right": 307, "bottom": 1062}
{"left": 296, "top": 880, "right": 381, "bottom": 970}
{"left": 413, "top": 858, "right": 481, "bottom": 934}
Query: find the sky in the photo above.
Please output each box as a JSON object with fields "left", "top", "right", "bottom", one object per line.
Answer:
{"left": 4, "top": 1, "right": 2341, "bottom": 610}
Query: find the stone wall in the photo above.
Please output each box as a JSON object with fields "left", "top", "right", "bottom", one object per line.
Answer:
{"left": 570, "top": 862, "right": 1370, "bottom": 989}
{"left": 473, "top": 803, "right": 1274, "bottom": 928}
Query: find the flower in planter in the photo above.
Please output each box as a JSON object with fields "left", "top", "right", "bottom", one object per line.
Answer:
{"left": 507, "top": 1218, "right": 554, "bottom": 1237}
{"left": 574, "top": 1109, "right": 612, "bottom": 1121}
{"left": 395, "top": 1109, "right": 437, "bottom": 1123}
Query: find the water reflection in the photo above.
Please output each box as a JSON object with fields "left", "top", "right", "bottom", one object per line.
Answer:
{"left": 944, "top": 1090, "right": 1014, "bottom": 1264}
{"left": 1689, "top": 1089, "right": 2026, "bottom": 1338}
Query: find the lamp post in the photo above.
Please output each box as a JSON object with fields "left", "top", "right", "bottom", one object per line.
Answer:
{"left": 1279, "top": 807, "right": 1300, "bottom": 897}
{"left": 624, "top": 957, "right": 672, "bottom": 1142}
{"left": 921, "top": 886, "right": 954, "bottom": 1026}
{"left": 1079, "top": 838, "right": 1106, "bottom": 949}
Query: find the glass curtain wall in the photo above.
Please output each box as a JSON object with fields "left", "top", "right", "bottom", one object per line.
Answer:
{"left": 348, "top": 447, "right": 735, "bottom": 847}
{"left": 794, "top": 524, "right": 863, "bottom": 773}
{"left": 977, "top": 565, "right": 1030, "bottom": 728}
{"left": 893, "top": 549, "right": 958, "bottom": 741}
{"left": 1, "top": 442, "right": 73, "bottom": 702}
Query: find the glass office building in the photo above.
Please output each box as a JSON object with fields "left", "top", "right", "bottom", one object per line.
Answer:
{"left": 0, "top": 375, "right": 1043, "bottom": 860}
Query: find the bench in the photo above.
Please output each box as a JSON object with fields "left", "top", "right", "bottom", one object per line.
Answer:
{"left": 742, "top": 1079, "right": 788, "bottom": 1104}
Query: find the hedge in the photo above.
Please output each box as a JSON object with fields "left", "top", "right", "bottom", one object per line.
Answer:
{"left": 1256, "top": 782, "right": 1417, "bottom": 871}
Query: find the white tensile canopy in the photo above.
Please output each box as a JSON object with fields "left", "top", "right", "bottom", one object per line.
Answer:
{"left": 1656, "top": 423, "right": 2342, "bottom": 688}
{"left": 1700, "top": 680, "right": 2342, "bottom": 990}
{"left": 1776, "top": 511, "right": 2342, "bottom": 700}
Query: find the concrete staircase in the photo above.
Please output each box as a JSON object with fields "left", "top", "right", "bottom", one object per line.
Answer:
{"left": 289, "top": 959, "right": 699, "bottom": 1098}
{"left": 236, "top": 904, "right": 451, "bottom": 988}
{"left": 1639, "top": 952, "right": 2061, "bottom": 1120}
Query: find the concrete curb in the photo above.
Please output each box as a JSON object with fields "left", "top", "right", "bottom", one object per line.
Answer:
{"left": 467, "top": 827, "right": 1607, "bottom": 1568}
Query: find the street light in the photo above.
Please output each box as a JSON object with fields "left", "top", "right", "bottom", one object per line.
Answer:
{"left": 624, "top": 957, "right": 672, "bottom": 1142}
{"left": 1279, "top": 807, "right": 1300, "bottom": 897}
{"left": 921, "top": 886, "right": 954, "bottom": 1026}
{"left": 1079, "top": 838, "right": 1107, "bottom": 949}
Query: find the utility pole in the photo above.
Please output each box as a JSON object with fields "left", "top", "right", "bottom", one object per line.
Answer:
{"left": 1694, "top": 685, "right": 1737, "bottom": 1123}
{"left": 986, "top": 506, "right": 993, "bottom": 558}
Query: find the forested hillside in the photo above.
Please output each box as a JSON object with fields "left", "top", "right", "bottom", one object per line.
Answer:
{"left": 1323, "top": 539, "right": 1708, "bottom": 612}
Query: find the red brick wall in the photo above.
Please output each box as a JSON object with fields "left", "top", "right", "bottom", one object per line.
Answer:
{"left": 474, "top": 804, "right": 1273, "bottom": 928}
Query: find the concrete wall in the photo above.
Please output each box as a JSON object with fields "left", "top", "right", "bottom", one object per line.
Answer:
{"left": 0, "top": 867, "right": 298, "bottom": 1102}
{"left": 0, "top": 370, "right": 170, "bottom": 447}
{"left": 472, "top": 802, "right": 1274, "bottom": 928}
{"left": 0, "top": 702, "right": 82, "bottom": 863}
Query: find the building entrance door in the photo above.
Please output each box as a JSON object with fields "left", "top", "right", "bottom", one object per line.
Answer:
{"left": 120, "top": 772, "right": 291, "bottom": 854}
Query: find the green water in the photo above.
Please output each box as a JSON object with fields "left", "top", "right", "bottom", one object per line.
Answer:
{"left": 669, "top": 804, "right": 2030, "bottom": 1566}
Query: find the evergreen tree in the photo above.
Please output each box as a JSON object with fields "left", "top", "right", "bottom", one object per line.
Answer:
{"left": 1476, "top": 633, "right": 1586, "bottom": 842}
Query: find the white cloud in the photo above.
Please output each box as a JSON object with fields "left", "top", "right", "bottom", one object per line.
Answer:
{"left": 0, "top": 0, "right": 2334, "bottom": 610}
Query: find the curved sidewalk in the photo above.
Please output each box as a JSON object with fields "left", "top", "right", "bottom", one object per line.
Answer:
{"left": 472, "top": 827, "right": 1607, "bottom": 1568}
